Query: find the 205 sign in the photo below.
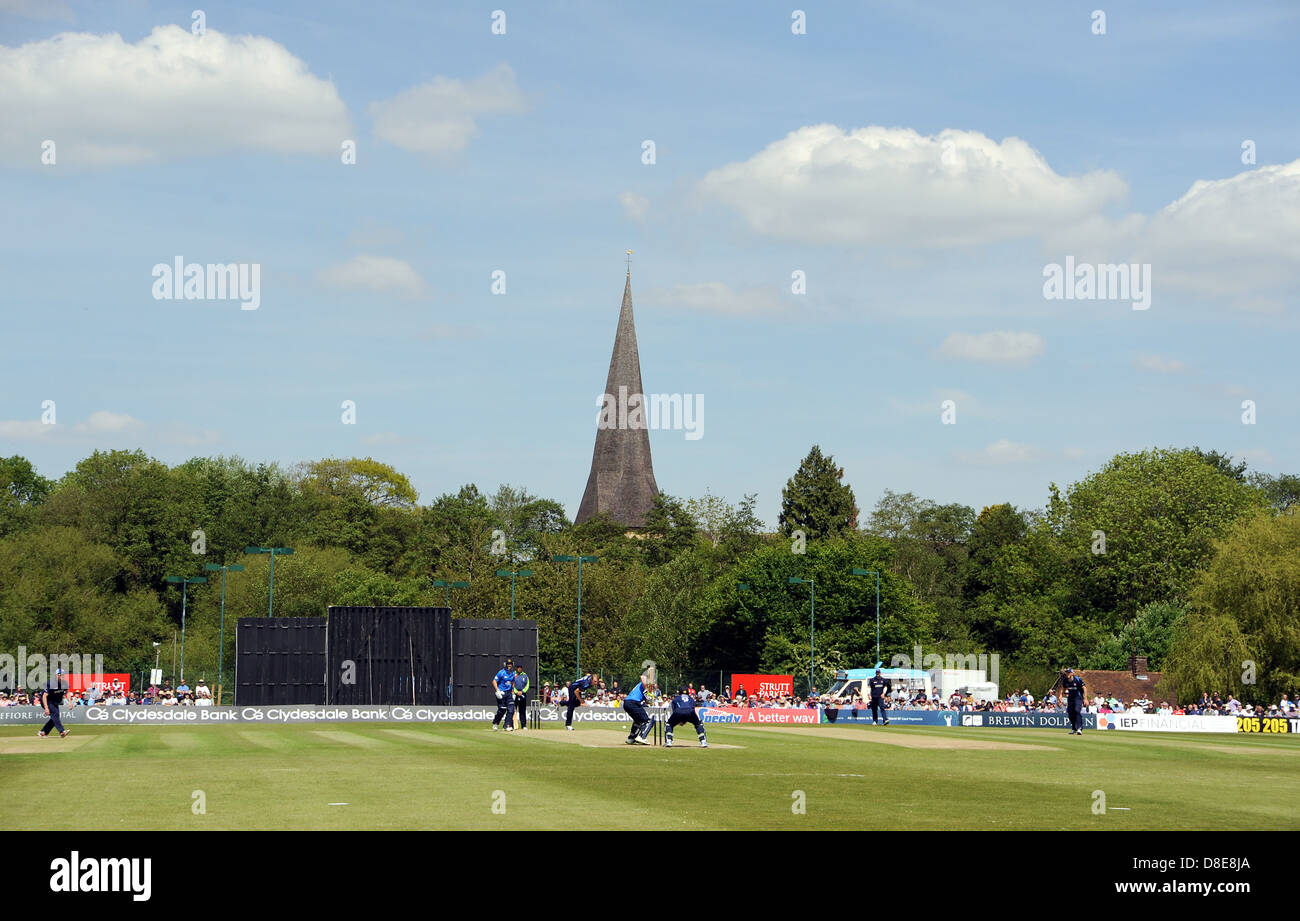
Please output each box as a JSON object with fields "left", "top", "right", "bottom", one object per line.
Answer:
{"left": 1236, "top": 716, "right": 1299, "bottom": 733}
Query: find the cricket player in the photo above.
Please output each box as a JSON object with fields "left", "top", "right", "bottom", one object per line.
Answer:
{"left": 512, "top": 662, "right": 531, "bottom": 730}
{"left": 1063, "top": 667, "right": 1086, "bottom": 735}
{"left": 564, "top": 672, "right": 597, "bottom": 730}
{"left": 37, "top": 669, "right": 70, "bottom": 739}
{"left": 665, "top": 686, "right": 708, "bottom": 748}
{"left": 623, "top": 673, "right": 656, "bottom": 745}
{"left": 491, "top": 658, "right": 516, "bottom": 731}
{"left": 867, "top": 668, "right": 891, "bottom": 725}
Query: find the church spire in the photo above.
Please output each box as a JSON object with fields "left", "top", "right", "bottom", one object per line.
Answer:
{"left": 575, "top": 266, "right": 659, "bottom": 527}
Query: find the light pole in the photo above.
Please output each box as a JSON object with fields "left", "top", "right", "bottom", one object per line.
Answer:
{"left": 495, "top": 568, "right": 532, "bottom": 619}
{"left": 163, "top": 575, "right": 207, "bottom": 683}
{"left": 851, "top": 568, "right": 883, "bottom": 665}
{"left": 206, "top": 562, "right": 244, "bottom": 705}
{"left": 432, "top": 579, "right": 471, "bottom": 608}
{"left": 788, "top": 577, "right": 816, "bottom": 696}
{"left": 553, "top": 554, "right": 598, "bottom": 675}
{"left": 245, "top": 547, "right": 294, "bottom": 616}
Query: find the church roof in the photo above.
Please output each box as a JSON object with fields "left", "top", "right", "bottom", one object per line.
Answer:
{"left": 575, "top": 271, "right": 659, "bottom": 527}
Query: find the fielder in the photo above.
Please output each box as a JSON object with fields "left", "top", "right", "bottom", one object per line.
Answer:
{"left": 867, "top": 668, "right": 891, "bottom": 725}
{"left": 665, "top": 686, "right": 708, "bottom": 748}
{"left": 491, "top": 658, "right": 516, "bottom": 732}
{"left": 623, "top": 673, "right": 656, "bottom": 745}
{"left": 1063, "top": 667, "right": 1086, "bottom": 735}
{"left": 37, "top": 669, "right": 70, "bottom": 739}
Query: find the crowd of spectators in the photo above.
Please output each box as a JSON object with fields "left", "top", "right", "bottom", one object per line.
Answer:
{"left": 2, "top": 678, "right": 1295, "bottom": 719}
{"left": 0, "top": 678, "right": 216, "bottom": 707}
{"left": 534, "top": 678, "right": 1299, "bottom": 719}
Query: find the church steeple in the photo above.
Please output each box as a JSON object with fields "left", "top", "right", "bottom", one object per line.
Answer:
{"left": 575, "top": 267, "right": 659, "bottom": 527}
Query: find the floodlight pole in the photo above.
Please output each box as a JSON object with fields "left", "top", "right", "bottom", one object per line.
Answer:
{"left": 245, "top": 547, "right": 294, "bottom": 616}
{"left": 553, "top": 555, "right": 598, "bottom": 675}
{"left": 496, "top": 568, "right": 533, "bottom": 619}
{"left": 851, "top": 568, "right": 883, "bottom": 664}
{"left": 206, "top": 563, "right": 244, "bottom": 705}
{"left": 163, "top": 575, "right": 207, "bottom": 683}
{"left": 788, "top": 577, "right": 816, "bottom": 695}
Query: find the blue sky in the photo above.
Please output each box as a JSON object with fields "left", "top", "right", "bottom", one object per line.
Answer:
{"left": 2, "top": 0, "right": 1298, "bottom": 526}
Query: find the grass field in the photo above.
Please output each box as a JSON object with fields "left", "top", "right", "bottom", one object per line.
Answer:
{"left": 2, "top": 721, "right": 1297, "bottom": 830}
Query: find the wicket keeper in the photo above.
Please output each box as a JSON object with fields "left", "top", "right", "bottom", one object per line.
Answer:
{"left": 665, "top": 686, "right": 708, "bottom": 748}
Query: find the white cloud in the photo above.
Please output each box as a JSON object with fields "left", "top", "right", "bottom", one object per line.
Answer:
{"left": 369, "top": 63, "right": 525, "bottom": 155}
{"left": 643, "top": 282, "right": 788, "bottom": 315}
{"left": 361, "top": 432, "right": 412, "bottom": 447}
{"left": 77, "top": 411, "right": 141, "bottom": 433}
{"left": 0, "top": 26, "right": 351, "bottom": 167}
{"left": 1137, "top": 159, "right": 1300, "bottom": 309}
{"left": 619, "top": 191, "right": 649, "bottom": 222}
{"left": 958, "top": 439, "right": 1043, "bottom": 465}
{"left": 698, "top": 124, "right": 1125, "bottom": 247}
{"left": 0, "top": 410, "right": 147, "bottom": 441}
{"left": 938, "top": 331, "right": 1044, "bottom": 363}
{"left": 318, "top": 255, "right": 426, "bottom": 298}
{"left": 0, "top": 419, "right": 52, "bottom": 439}
{"left": 1133, "top": 353, "right": 1188, "bottom": 374}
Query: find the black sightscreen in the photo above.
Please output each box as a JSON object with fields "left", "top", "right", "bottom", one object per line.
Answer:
{"left": 325, "top": 607, "right": 452, "bottom": 705}
{"left": 452, "top": 618, "right": 538, "bottom": 705}
{"left": 235, "top": 618, "right": 327, "bottom": 705}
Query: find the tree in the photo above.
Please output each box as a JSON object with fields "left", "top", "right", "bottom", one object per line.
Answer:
{"left": 1085, "top": 600, "right": 1188, "bottom": 671}
{"left": 296, "top": 457, "right": 418, "bottom": 509}
{"left": 778, "top": 445, "right": 858, "bottom": 540}
{"left": 640, "top": 493, "right": 699, "bottom": 566}
{"left": 40, "top": 449, "right": 199, "bottom": 592}
{"left": 1060, "top": 448, "right": 1265, "bottom": 614}
{"left": 489, "top": 484, "right": 569, "bottom": 562}
{"left": 1250, "top": 472, "right": 1300, "bottom": 514}
{"left": 0, "top": 455, "right": 52, "bottom": 538}
{"left": 1164, "top": 612, "right": 1252, "bottom": 705}
{"left": 1178, "top": 510, "right": 1300, "bottom": 703}
{"left": 1191, "top": 447, "right": 1249, "bottom": 483}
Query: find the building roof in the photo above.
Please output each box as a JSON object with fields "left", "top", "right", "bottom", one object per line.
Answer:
{"left": 575, "top": 272, "right": 659, "bottom": 527}
{"left": 1066, "top": 670, "right": 1176, "bottom": 704}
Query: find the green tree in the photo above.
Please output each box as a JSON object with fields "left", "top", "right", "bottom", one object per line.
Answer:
{"left": 1177, "top": 510, "right": 1300, "bottom": 703}
{"left": 1250, "top": 472, "right": 1300, "bottom": 514}
{"left": 40, "top": 449, "right": 199, "bottom": 592}
{"left": 0, "top": 455, "right": 52, "bottom": 538}
{"left": 778, "top": 445, "right": 858, "bottom": 540}
{"left": 640, "top": 493, "right": 699, "bottom": 566}
{"left": 1060, "top": 448, "right": 1265, "bottom": 615}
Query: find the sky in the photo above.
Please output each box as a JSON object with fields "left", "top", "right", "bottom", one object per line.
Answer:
{"left": 2, "top": 0, "right": 1298, "bottom": 528}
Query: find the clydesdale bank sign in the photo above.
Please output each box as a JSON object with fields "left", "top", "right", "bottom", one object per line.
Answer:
{"left": 0, "top": 705, "right": 1268, "bottom": 733}
{"left": 0, "top": 705, "right": 668, "bottom": 725}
